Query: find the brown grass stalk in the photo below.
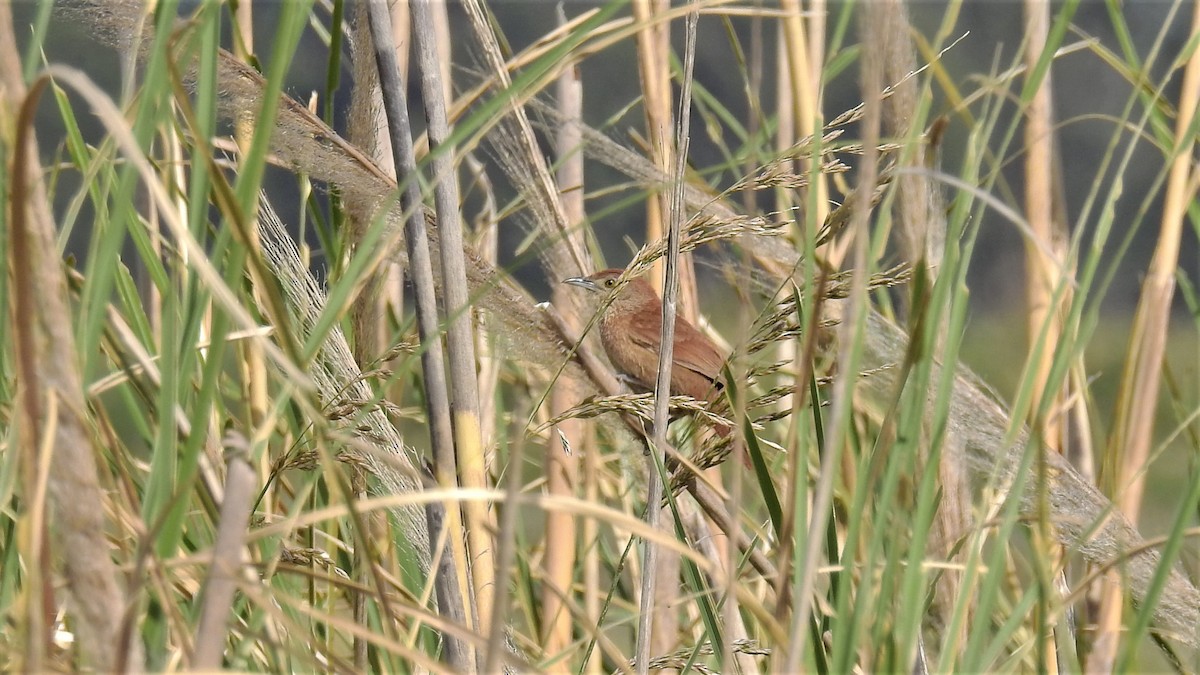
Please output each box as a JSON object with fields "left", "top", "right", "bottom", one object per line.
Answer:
{"left": 230, "top": 0, "right": 269, "bottom": 442}
{"left": 868, "top": 0, "right": 973, "bottom": 654}
{"left": 346, "top": 10, "right": 389, "bottom": 667}
{"left": 779, "top": 0, "right": 828, "bottom": 235}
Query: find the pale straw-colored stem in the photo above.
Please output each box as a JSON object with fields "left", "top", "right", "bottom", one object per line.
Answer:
{"left": 1092, "top": 0, "right": 1200, "bottom": 667}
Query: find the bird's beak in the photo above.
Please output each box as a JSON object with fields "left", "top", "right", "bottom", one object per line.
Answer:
{"left": 562, "top": 276, "right": 600, "bottom": 292}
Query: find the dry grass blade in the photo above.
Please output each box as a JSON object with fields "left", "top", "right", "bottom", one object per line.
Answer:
{"left": 1, "top": 11, "right": 142, "bottom": 670}
{"left": 636, "top": 6, "right": 700, "bottom": 671}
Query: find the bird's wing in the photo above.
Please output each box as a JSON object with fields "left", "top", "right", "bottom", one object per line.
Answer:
{"left": 625, "top": 313, "right": 725, "bottom": 384}
{"left": 673, "top": 321, "right": 726, "bottom": 383}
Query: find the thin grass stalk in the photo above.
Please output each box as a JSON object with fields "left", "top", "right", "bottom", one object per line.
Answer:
{"left": 345, "top": 6, "right": 405, "bottom": 666}
{"left": 544, "top": 7, "right": 586, "bottom": 659}
{"left": 632, "top": 0, "right": 670, "bottom": 276}
{"left": 879, "top": 0, "right": 937, "bottom": 269}
{"left": 481, "top": 433, "right": 525, "bottom": 674}
{"left": 346, "top": 4, "right": 408, "bottom": 453}
{"left": 365, "top": 2, "right": 474, "bottom": 669}
{"left": 347, "top": 0, "right": 397, "bottom": 374}
{"left": 769, "top": 22, "right": 806, "bottom": 625}
{"left": 720, "top": 294, "right": 753, "bottom": 673}
{"left": 581, "top": 429, "right": 603, "bottom": 675}
{"left": 229, "top": 0, "right": 268, "bottom": 440}
{"left": 410, "top": 0, "right": 494, "bottom": 649}
{"left": 1020, "top": 0, "right": 1071, "bottom": 669}
{"left": 225, "top": 18, "right": 275, "bottom": 647}
{"left": 682, "top": 501, "right": 758, "bottom": 674}
{"left": 638, "top": 6, "right": 699, "bottom": 672}
{"left": 467, "top": 154, "right": 499, "bottom": 447}
{"left": 740, "top": 9, "right": 765, "bottom": 215}
{"left": 632, "top": 0, "right": 684, "bottom": 658}
{"left": 774, "top": 19, "right": 795, "bottom": 198}
{"left": 1, "top": 23, "right": 142, "bottom": 670}
{"left": 1094, "top": 0, "right": 1200, "bottom": 666}
{"left": 140, "top": 85, "right": 165, "bottom": 344}
{"left": 1021, "top": 0, "right": 1068, "bottom": 450}
{"left": 769, "top": 284, "right": 826, "bottom": 622}
{"left": 721, "top": 394, "right": 746, "bottom": 673}
{"left": 775, "top": 4, "right": 828, "bottom": 634}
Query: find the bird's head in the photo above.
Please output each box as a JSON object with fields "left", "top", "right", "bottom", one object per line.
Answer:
{"left": 563, "top": 268, "right": 661, "bottom": 316}
{"left": 562, "top": 268, "right": 626, "bottom": 294}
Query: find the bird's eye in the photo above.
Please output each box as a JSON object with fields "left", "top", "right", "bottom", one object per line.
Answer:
{"left": 604, "top": 279, "right": 616, "bottom": 288}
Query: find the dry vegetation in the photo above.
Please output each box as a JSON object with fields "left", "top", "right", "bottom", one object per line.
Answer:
{"left": 1, "top": 0, "right": 1199, "bottom": 672}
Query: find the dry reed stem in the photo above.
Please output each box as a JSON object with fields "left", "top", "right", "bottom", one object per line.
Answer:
{"left": 637, "top": 7, "right": 699, "bottom": 670}
{"left": 1021, "top": 0, "right": 1070, "bottom": 452}
{"left": 192, "top": 441, "right": 257, "bottom": 669}
{"left": 229, "top": 0, "right": 269, "bottom": 445}
{"left": 633, "top": 0, "right": 701, "bottom": 319}
{"left": 543, "top": 12, "right": 586, "bottom": 659}
{"left": 865, "top": 0, "right": 972, "bottom": 653}
{"left": 347, "top": 1, "right": 398, "bottom": 370}
{"left": 1020, "top": 0, "right": 1071, "bottom": 670}
{"left": 1092, "top": 0, "right": 1200, "bottom": 665}
{"left": 365, "top": 3, "right": 474, "bottom": 668}
{"left": 681, "top": 500, "right": 761, "bottom": 674}
{"left": 779, "top": 0, "right": 829, "bottom": 235}
{"left": 344, "top": 10, "right": 408, "bottom": 667}
{"left": 632, "top": 0, "right": 686, "bottom": 661}
{"left": 410, "top": 0, "right": 496, "bottom": 654}
{"left": 633, "top": 0, "right": 671, "bottom": 281}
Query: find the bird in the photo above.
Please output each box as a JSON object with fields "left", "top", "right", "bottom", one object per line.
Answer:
{"left": 563, "top": 268, "right": 730, "bottom": 437}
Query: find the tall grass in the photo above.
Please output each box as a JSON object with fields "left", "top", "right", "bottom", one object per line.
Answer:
{"left": 1, "top": 1, "right": 1198, "bottom": 672}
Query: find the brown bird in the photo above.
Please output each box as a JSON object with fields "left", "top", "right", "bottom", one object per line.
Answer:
{"left": 563, "top": 268, "right": 730, "bottom": 436}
